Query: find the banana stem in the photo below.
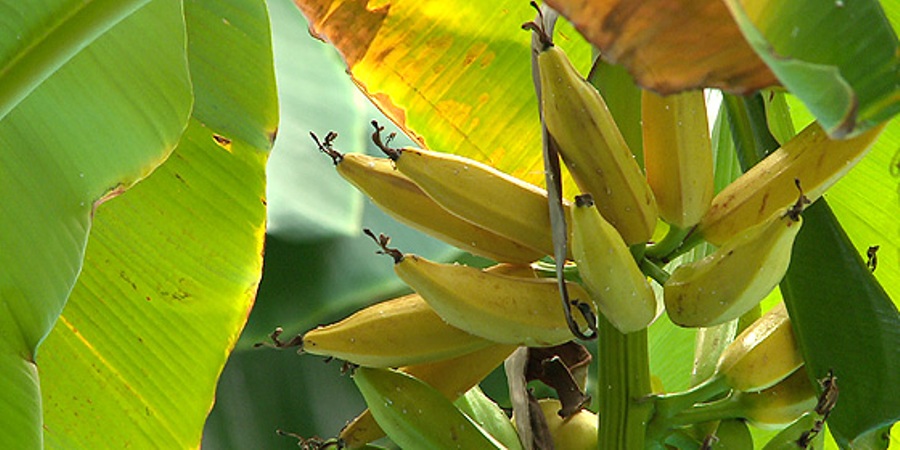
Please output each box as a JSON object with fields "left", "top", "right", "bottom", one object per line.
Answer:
{"left": 596, "top": 315, "right": 653, "bottom": 450}
{"left": 639, "top": 258, "right": 670, "bottom": 286}
{"left": 664, "top": 394, "right": 743, "bottom": 428}
{"left": 646, "top": 375, "right": 731, "bottom": 443}
{"left": 645, "top": 225, "right": 692, "bottom": 262}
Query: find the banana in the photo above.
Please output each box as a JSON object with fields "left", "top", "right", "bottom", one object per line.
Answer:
{"left": 532, "top": 398, "right": 599, "bottom": 450}
{"left": 455, "top": 386, "right": 525, "bottom": 450}
{"left": 642, "top": 90, "right": 714, "bottom": 229}
{"left": 708, "top": 419, "right": 754, "bottom": 450}
{"left": 696, "top": 121, "right": 885, "bottom": 246}
{"left": 569, "top": 195, "right": 658, "bottom": 333}
{"left": 373, "top": 240, "right": 595, "bottom": 346}
{"left": 352, "top": 367, "right": 506, "bottom": 449}
{"left": 315, "top": 135, "right": 544, "bottom": 264}
{"left": 340, "top": 344, "right": 516, "bottom": 448}
{"left": 665, "top": 209, "right": 802, "bottom": 327}
{"left": 761, "top": 412, "right": 823, "bottom": 450}
{"left": 301, "top": 293, "right": 493, "bottom": 368}
{"left": 715, "top": 302, "right": 803, "bottom": 392}
{"left": 735, "top": 366, "right": 817, "bottom": 429}
{"left": 533, "top": 31, "right": 658, "bottom": 245}
{"left": 371, "top": 123, "right": 559, "bottom": 258}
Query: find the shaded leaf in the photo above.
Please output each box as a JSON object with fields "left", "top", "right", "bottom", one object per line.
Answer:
{"left": 723, "top": 0, "right": 900, "bottom": 138}
{"left": 35, "top": 0, "right": 277, "bottom": 447}
{"left": 780, "top": 199, "right": 900, "bottom": 447}
{"left": 545, "top": 0, "right": 777, "bottom": 94}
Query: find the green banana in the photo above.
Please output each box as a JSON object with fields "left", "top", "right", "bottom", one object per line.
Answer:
{"left": 353, "top": 367, "right": 506, "bottom": 449}
{"left": 569, "top": 195, "right": 658, "bottom": 333}
{"left": 665, "top": 209, "right": 802, "bottom": 327}
{"left": 642, "top": 90, "right": 714, "bottom": 229}
{"left": 381, "top": 247, "right": 595, "bottom": 346}
{"left": 340, "top": 344, "right": 516, "bottom": 448}
{"left": 316, "top": 136, "right": 544, "bottom": 263}
{"left": 696, "top": 121, "right": 884, "bottom": 246}
{"left": 455, "top": 386, "right": 525, "bottom": 450}
{"left": 761, "top": 412, "right": 823, "bottom": 450}
{"left": 715, "top": 302, "right": 803, "bottom": 392}
{"left": 302, "top": 293, "right": 493, "bottom": 368}
{"left": 708, "top": 419, "right": 754, "bottom": 450}
{"left": 372, "top": 123, "right": 560, "bottom": 258}
{"left": 534, "top": 31, "right": 658, "bottom": 245}
{"left": 736, "top": 367, "right": 818, "bottom": 429}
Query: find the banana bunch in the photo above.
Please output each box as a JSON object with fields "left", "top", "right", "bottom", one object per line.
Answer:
{"left": 315, "top": 133, "right": 544, "bottom": 264}
{"left": 533, "top": 28, "right": 658, "bottom": 245}
{"left": 664, "top": 208, "right": 802, "bottom": 327}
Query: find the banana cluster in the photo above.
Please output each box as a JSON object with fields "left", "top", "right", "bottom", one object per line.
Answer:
{"left": 289, "top": 8, "right": 884, "bottom": 449}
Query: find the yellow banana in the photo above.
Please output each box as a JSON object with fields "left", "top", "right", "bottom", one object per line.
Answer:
{"left": 715, "top": 302, "right": 803, "bottom": 392}
{"left": 371, "top": 236, "right": 595, "bottom": 346}
{"left": 340, "top": 344, "right": 516, "bottom": 448}
{"left": 317, "top": 138, "right": 544, "bottom": 264}
{"left": 534, "top": 35, "right": 657, "bottom": 245}
{"left": 372, "top": 124, "right": 559, "bottom": 258}
{"left": 532, "top": 398, "right": 599, "bottom": 450}
{"left": 665, "top": 210, "right": 802, "bottom": 327}
{"left": 569, "top": 195, "right": 658, "bottom": 333}
{"left": 642, "top": 90, "right": 715, "bottom": 229}
{"left": 352, "top": 367, "right": 506, "bottom": 449}
{"left": 696, "top": 121, "right": 884, "bottom": 246}
{"left": 301, "top": 293, "right": 493, "bottom": 368}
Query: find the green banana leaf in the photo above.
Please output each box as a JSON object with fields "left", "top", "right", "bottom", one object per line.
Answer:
{"left": 2, "top": 0, "right": 277, "bottom": 447}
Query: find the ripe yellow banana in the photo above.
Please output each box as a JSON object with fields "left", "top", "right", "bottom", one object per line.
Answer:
{"left": 372, "top": 123, "right": 559, "bottom": 258}
{"left": 696, "top": 121, "right": 884, "bottom": 246}
{"left": 531, "top": 398, "right": 599, "bottom": 450}
{"left": 352, "top": 367, "right": 506, "bottom": 449}
{"left": 715, "top": 302, "right": 803, "bottom": 392}
{"left": 340, "top": 344, "right": 516, "bottom": 448}
{"left": 665, "top": 210, "right": 802, "bottom": 327}
{"left": 392, "top": 253, "right": 595, "bottom": 346}
{"left": 317, "top": 137, "right": 544, "bottom": 264}
{"left": 642, "top": 90, "right": 714, "bottom": 229}
{"left": 569, "top": 195, "right": 658, "bottom": 333}
{"left": 535, "top": 36, "right": 658, "bottom": 245}
{"left": 301, "top": 293, "right": 493, "bottom": 368}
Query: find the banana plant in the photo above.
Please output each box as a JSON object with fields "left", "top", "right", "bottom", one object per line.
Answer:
{"left": 210, "top": 0, "right": 898, "bottom": 449}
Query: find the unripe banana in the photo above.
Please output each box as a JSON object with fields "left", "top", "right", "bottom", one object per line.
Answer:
{"left": 569, "top": 195, "right": 658, "bottom": 333}
{"left": 529, "top": 398, "right": 599, "bottom": 450}
{"left": 340, "top": 344, "right": 515, "bottom": 448}
{"left": 735, "top": 367, "right": 817, "bottom": 429}
{"left": 302, "top": 293, "right": 493, "bottom": 368}
{"left": 455, "top": 386, "right": 525, "bottom": 450}
{"left": 374, "top": 126, "right": 560, "bottom": 258}
{"left": 761, "top": 412, "right": 822, "bottom": 450}
{"left": 715, "top": 302, "right": 803, "bottom": 392}
{"left": 535, "top": 38, "right": 657, "bottom": 244}
{"left": 665, "top": 210, "right": 802, "bottom": 327}
{"left": 642, "top": 90, "right": 714, "bottom": 229}
{"left": 709, "top": 419, "right": 754, "bottom": 450}
{"left": 352, "top": 367, "right": 506, "bottom": 449}
{"left": 697, "top": 121, "right": 884, "bottom": 246}
{"left": 388, "top": 251, "right": 595, "bottom": 346}
{"left": 321, "top": 145, "right": 544, "bottom": 263}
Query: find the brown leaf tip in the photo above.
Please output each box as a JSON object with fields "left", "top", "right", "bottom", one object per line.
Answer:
{"left": 311, "top": 131, "right": 343, "bottom": 165}
{"left": 363, "top": 228, "right": 404, "bottom": 263}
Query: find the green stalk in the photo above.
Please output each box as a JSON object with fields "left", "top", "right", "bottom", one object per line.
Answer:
{"left": 596, "top": 315, "right": 653, "bottom": 450}
{"left": 646, "top": 375, "right": 731, "bottom": 444}
{"left": 721, "top": 93, "right": 780, "bottom": 171}
{"left": 644, "top": 225, "right": 693, "bottom": 262}
{"left": 639, "top": 257, "right": 670, "bottom": 286}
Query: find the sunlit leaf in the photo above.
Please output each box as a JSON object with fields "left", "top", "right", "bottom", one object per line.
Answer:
{"left": 292, "top": 0, "right": 591, "bottom": 188}
{"left": 0, "top": 0, "right": 193, "bottom": 446}
{"left": 544, "top": 0, "right": 777, "bottom": 94}
{"left": 34, "top": 0, "right": 277, "bottom": 448}
{"left": 723, "top": 0, "right": 900, "bottom": 138}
